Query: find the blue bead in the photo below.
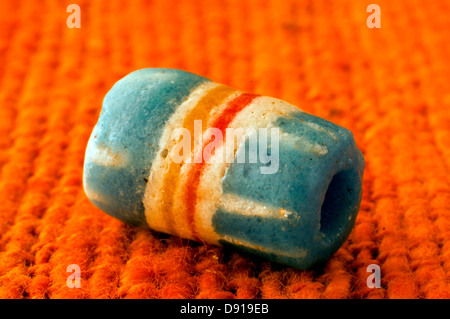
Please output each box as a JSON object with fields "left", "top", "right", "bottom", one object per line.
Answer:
{"left": 83, "top": 68, "right": 365, "bottom": 269}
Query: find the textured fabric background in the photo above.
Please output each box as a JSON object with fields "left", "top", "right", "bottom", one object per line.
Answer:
{"left": 1, "top": 0, "right": 450, "bottom": 299}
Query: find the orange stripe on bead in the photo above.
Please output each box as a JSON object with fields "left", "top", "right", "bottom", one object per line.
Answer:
{"left": 160, "top": 85, "right": 236, "bottom": 234}
{"left": 183, "top": 93, "right": 260, "bottom": 240}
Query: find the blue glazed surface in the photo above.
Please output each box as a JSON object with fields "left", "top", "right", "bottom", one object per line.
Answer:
{"left": 84, "top": 68, "right": 365, "bottom": 270}
{"left": 214, "top": 111, "right": 364, "bottom": 269}
{"left": 83, "top": 68, "right": 209, "bottom": 226}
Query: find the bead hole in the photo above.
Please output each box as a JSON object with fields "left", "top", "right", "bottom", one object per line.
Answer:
{"left": 320, "top": 169, "right": 357, "bottom": 238}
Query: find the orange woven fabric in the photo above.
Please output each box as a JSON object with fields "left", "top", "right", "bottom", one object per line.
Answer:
{"left": 1, "top": 0, "right": 450, "bottom": 299}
